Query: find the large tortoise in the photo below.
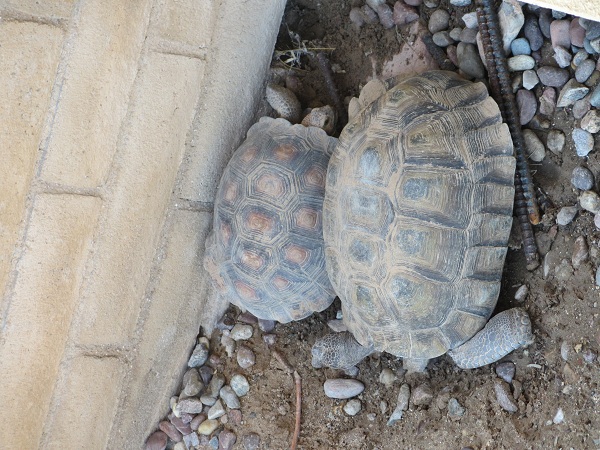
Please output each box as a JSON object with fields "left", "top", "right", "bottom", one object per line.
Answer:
{"left": 204, "top": 113, "right": 337, "bottom": 323}
{"left": 312, "top": 71, "right": 533, "bottom": 372}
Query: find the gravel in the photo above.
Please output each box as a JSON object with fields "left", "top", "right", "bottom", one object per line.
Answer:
{"left": 429, "top": 9, "right": 450, "bottom": 33}
{"left": 457, "top": 42, "right": 486, "bottom": 79}
{"left": 495, "top": 362, "right": 516, "bottom": 383}
{"left": 556, "top": 206, "right": 578, "bottom": 226}
{"left": 447, "top": 398, "right": 466, "bottom": 417}
{"left": 537, "top": 66, "right": 570, "bottom": 87}
{"left": 344, "top": 398, "right": 362, "bottom": 416}
{"left": 573, "top": 128, "right": 595, "bottom": 156}
{"left": 576, "top": 59, "right": 596, "bottom": 83}
{"left": 547, "top": 129, "right": 565, "bottom": 154}
{"left": 236, "top": 345, "right": 256, "bottom": 368}
{"left": 494, "top": 379, "right": 518, "bottom": 413}
{"left": 581, "top": 110, "right": 600, "bottom": 133}
{"left": 230, "top": 324, "right": 254, "bottom": 341}
{"left": 580, "top": 190, "right": 600, "bottom": 213}
{"left": 508, "top": 55, "right": 535, "bottom": 72}
{"left": 571, "top": 166, "right": 595, "bottom": 190}
{"left": 230, "top": 374, "right": 250, "bottom": 397}
{"left": 323, "top": 378, "right": 365, "bottom": 399}
{"left": 556, "top": 79, "right": 589, "bottom": 108}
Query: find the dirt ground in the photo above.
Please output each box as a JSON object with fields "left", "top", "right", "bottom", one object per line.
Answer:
{"left": 192, "top": 1, "right": 600, "bottom": 449}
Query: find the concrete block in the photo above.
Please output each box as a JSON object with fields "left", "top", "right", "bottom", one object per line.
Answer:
{"left": 71, "top": 53, "right": 204, "bottom": 346}
{"left": 152, "top": 0, "right": 216, "bottom": 49}
{"left": 40, "top": 0, "right": 152, "bottom": 188}
{"left": 177, "top": 0, "right": 287, "bottom": 203}
{"left": 109, "top": 209, "right": 224, "bottom": 447}
{"left": 0, "top": 22, "right": 64, "bottom": 311}
{"left": 44, "top": 356, "right": 125, "bottom": 450}
{"left": 0, "top": 194, "right": 101, "bottom": 449}
{"left": 1, "top": 0, "right": 75, "bottom": 19}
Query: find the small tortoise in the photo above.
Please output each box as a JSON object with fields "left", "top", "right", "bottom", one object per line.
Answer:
{"left": 312, "top": 71, "right": 533, "bottom": 372}
{"left": 204, "top": 108, "right": 337, "bottom": 323}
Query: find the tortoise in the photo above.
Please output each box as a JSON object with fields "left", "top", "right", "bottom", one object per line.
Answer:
{"left": 204, "top": 106, "right": 338, "bottom": 323}
{"left": 311, "top": 70, "right": 533, "bottom": 372}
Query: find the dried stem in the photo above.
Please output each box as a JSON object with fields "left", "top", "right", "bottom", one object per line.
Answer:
{"left": 272, "top": 350, "right": 302, "bottom": 450}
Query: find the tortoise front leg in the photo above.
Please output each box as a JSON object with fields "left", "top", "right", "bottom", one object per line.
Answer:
{"left": 311, "top": 331, "right": 374, "bottom": 370}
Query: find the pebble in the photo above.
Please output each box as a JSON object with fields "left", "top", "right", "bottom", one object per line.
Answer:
{"left": 581, "top": 110, "right": 600, "bottom": 133}
{"left": 375, "top": 3, "right": 395, "bottom": 29}
{"left": 387, "top": 384, "right": 410, "bottom": 425}
{"left": 198, "top": 419, "right": 220, "bottom": 436}
{"left": 517, "top": 90, "right": 537, "bottom": 125}
{"left": 573, "top": 97, "right": 591, "bottom": 119}
{"left": 170, "top": 415, "right": 192, "bottom": 434}
{"left": 429, "top": 9, "right": 450, "bottom": 34}
{"left": 433, "top": 31, "right": 454, "bottom": 47}
{"left": 498, "top": 0, "right": 524, "bottom": 53}
{"left": 573, "top": 49, "right": 590, "bottom": 66}
{"left": 494, "top": 379, "right": 518, "bottom": 413}
{"left": 323, "top": 378, "right": 365, "bottom": 399}
{"left": 584, "top": 38, "right": 597, "bottom": 55}
{"left": 237, "top": 311, "right": 258, "bottom": 324}
{"left": 523, "top": 129, "right": 545, "bottom": 161}
{"left": 218, "top": 430, "right": 237, "bottom": 450}
{"left": 511, "top": 37, "right": 531, "bottom": 55}
{"left": 538, "top": 10, "right": 552, "bottom": 39}
{"left": 145, "top": 431, "right": 168, "bottom": 450}
{"left": 450, "top": 0, "right": 470, "bottom": 6}
{"left": 576, "top": 59, "right": 596, "bottom": 83}
{"left": 177, "top": 398, "right": 204, "bottom": 415}
{"left": 208, "top": 373, "right": 225, "bottom": 398}
{"left": 507, "top": 55, "right": 535, "bottom": 72}
{"left": 587, "top": 71, "right": 600, "bottom": 88}
{"left": 586, "top": 19, "right": 600, "bottom": 39}
{"left": 236, "top": 345, "right": 256, "bottom": 369}
{"left": 552, "top": 9, "right": 567, "bottom": 19}
{"left": 228, "top": 409, "right": 242, "bottom": 426}
{"left": 524, "top": 15, "right": 544, "bottom": 51}
{"left": 199, "top": 366, "right": 214, "bottom": 386}
{"left": 596, "top": 213, "right": 600, "bottom": 230}
{"left": 220, "top": 385, "right": 241, "bottom": 409}
{"left": 573, "top": 128, "right": 595, "bottom": 156}
{"left": 159, "top": 421, "right": 182, "bottom": 442}
{"left": 361, "top": 5, "right": 379, "bottom": 24}
{"left": 522, "top": 69, "right": 539, "bottom": 90}
{"left": 539, "top": 87, "right": 556, "bottom": 116}
{"left": 447, "top": 398, "right": 466, "bottom": 417}
{"left": 457, "top": 42, "right": 486, "bottom": 79}
{"left": 590, "top": 84, "right": 600, "bottom": 108}
{"left": 462, "top": 12, "right": 478, "bottom": 29}
{"left": 446, "top": 45, "right": 459, "bottom": 66}
{"left": 459, "top": 27, "right": 478, "bottom": 44}
{"left": 349, "top": 8, "right": 366, "bottom": 28}
{"left": 188, "top": 338, "right": 210, "bottom": 368}
{"left": 230, "top": 324, "right": 253, "bottom": 341}
{"left": 495, "top": 361, "right": 516, "bottom": 383}
{"left": 221, "top": 334, "right": 236, "bottom": 357}
{"left": 583, "top": 348, "right": 598, "bottom": 363}
{"left": 551, "top": 20, "right": 571, "bottom": 48}
{"left": 344, "top": 399, "right": 362, "bottom": 416}
{"left": 242, "top": 433, "right": 261, "bottom": 450}
{"left": 404, "top": 0, "right": 422, "bottom": 5}
{"left": 208, "top": 436, "right": 219, "bottom": 449}
{"left": 537, "top": 66, "right": 570, "bottom": 87}
{"left": 182, "top": 368, "right": 204, "bottom": 397}
{"left": 379, "top": 368, "right": 396, "bottom": 386}
{"left": 173, "top": 443, "right": 185, "bottom": 450}
{"left": 557, "top": 79, "right": 589, "bottom": 108}
{"left": 556, "top": 205, "right": 578, "bottom": 226}
{"left": 190, "top": 413, "right": 207, "bottom": 430}
{"left": 514, "top": 284, "right": 528, "bottom": 302}
{"left": 553, "top": 408, "right": 565, "bottom": 424}
{"left": 561, "top": 340, "right": 570, "bottom": 361}
{"left": 262, "top": 333, "right": 276, "bottom": 346}
{"left": 596, "top": 266, "right": 600, "bottom": 285}
{"left": 392, "top": 1, "right": 419, "bottom": 26}
{"left": 327, "top": 319, "right": 347, "bottom": 332}
{"left": 230, "top": 374, "right": 250, "bottom": 397}
{"left": 553, "top": 46, "right": 572, "bottom": 68}
{"left": 572, "top": 166, "right": 595, "bottom": 190}
{"left": 411, "top": 383, "right": 434, "bottom": 406}
{"left": 580, "top": 190, "right": 600, "bottom": 213}
{"left": 591, "top": 37, "right": 600, "bottom": 53}
{"left": 572, "top": 236, "right": 589, "bottom": 268}
{"left": 208, "top": 399, "right": 226, "bottom": 420}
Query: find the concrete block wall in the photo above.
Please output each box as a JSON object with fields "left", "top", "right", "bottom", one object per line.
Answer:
{"left": 0, "top": 0, "right": 285, "bottom": 448}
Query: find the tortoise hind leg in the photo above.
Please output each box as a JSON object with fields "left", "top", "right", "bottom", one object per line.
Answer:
{"left": 448, "top": 308, "right": 533, "bottom": 369}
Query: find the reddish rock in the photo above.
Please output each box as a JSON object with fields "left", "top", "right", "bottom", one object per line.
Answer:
{"left": 145, "top": 431, "right": 168, "bottom": 450}
{"left": 550, "top": 19, "right": 571, "bottom": 48}
{"left": 570, "top": 18, "right": 586, "bottom": 47}
{"left": 393, "top": 1, "right": 419, "bottom": 26}
{"left": 159, "top": 420, "right": 183, "bottom": 442}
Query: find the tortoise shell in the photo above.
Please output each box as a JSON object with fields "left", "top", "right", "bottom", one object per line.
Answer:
{"left": 204, "top": 117, "right": 337, "bottom": 323}
{"left": 323, "top": 71, "right": 516, "bottom": 360}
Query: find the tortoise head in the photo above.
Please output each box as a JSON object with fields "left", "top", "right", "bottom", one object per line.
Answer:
{"left": 301, "top": 105, "right": 337, "bottom": 135}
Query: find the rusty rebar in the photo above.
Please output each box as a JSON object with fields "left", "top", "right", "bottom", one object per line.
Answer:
{"left": 477, "top": 1, "right": 540, "bottom": 269}
{"left": 315, "top": 52, "right": 348, "bottom": 133}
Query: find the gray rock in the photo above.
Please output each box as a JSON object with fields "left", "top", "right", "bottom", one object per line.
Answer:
{"left": 361, "top": 5, "right": 379, "bottom": 24}
{"left": 524, "top": 15, "right": 544, "bottom": 51}
{"left": 262, "top": 333, "right": 276, "bottom": 346}
{"left": 183, "top": 432, "right": 200, "bottom": 449}
{"left": 494, "top": 379, "right": 518, "bottom": 412}
{"left": 230, "top": 324, "right": 253, "bottom": 341}
{"left": 553, "top": 408, "right": 565, "bottom": 424}
{"left": 449, "top": 27, "right": 463, "bottom": 41}
{"left": 590, "top": 84, "right": 600, "bottom": 108}
{"left": 208, "top": 373, "right": 225, "bottom": 398}
{"left": 236, "top": 345, "right": 256, "bottom": 369}
{"left": 495, "top": 362, "right": 516, "bottom": 383}
{"left": 511, "top": 73, "right": 523, "bottom": 92}
{"left": 432, "top": 31, "right": 454, "bottom": 47}
{"left": 539, "top": 10, "right": 552, "bottom": 39}
{"left": 379, "top": 368, "right": 396, "bottom": 386}
{"left": 576, "top": 59, "right": 596, "bottom": 83}
{"left": 551, "top": 19, "right": 571, "bottom": 48}
{"left": 197, "top": 419, "right": 220, "bottom": 436}
{"left": 580, "top": 190, "right": 600, "bottom": 213}
{"left": 429, "top": 9, "right": 450, "bottom": 34}
{"left": 411, "top": 383, "right": 434, "bottom": 406}
{"left": 573, "top": 128, "right": 595, "bottom": 156}
{"left": 324, "top": 378, "right": 365, "bottom": 399}
{"left": 539, "top": 87, "right": 556, "bottom": 116}
{"left": 517, "top": 90, "right": 537, "bottom": 125}
{"left": 258, "top": 319, "right": 275, "bottom": 332}
{"left": 573, "top": 97, "right": 591, "bottom": 119}
{"left": 507, "top": 55, "right": 535, "bottom": 71}
{"left": 556, "top": 205, "right": 578, "bottom": 226}
{"left": 459, "top": 27, "right": 478, "bottom": 44}
{"left": 159, "top": 421, "right": 183, "bottom": 443}
{"left": 242, "top": 433, "right": 261, "bottom": 450}
{"left": 583, "top": 348, "right": 598, "bottom": 363}
{"left": 182, "top": 368, "right": 204, "bottom": 397}
{"left": 218, "top": 430, "right": 237, "bottom": 450}
{"left": 553, "top": 45, "right": 572, "bottom": 68}
{"left": 375, "top": 3, "right": 395, "bottom": 29}
{"left": 344, "top": 398, "right": 362, "bottom": 416}
{"left": 584, "top": 38, "right": 597, "bottom": 55}
{"left": 572, "top": 235, "right": 589, "bottom": 268}
{"left": 581, "top": 110, "right": 600, "bottom": 133}
{"left": 177, "top": 398, "right": 204, "bottom": 415}
{"left": 237, "top": 311, "right": 258, "bottom": 324}
{"left": 522, "top": 69, "right": 539, "bottom": 90}
{"left": 537, "top": 66, "right": 570, "bottom": 87}
{"left": 591, "top": 37, "right": 600, "bottom": 53}
{"left": 145, "top": 431, "right": 168, "bottom": 450}
{"left": 387, "top": 383, "right": 410, "bottom": 425}
{"left": 448, "top": 398, "right": 466, "bottom": 417}
{"left": 514, "top": 284, "right": 528, "bottom": 302}
{"left": 392, "top": 2, "right": 419, "bottom": 26}
{"left": 573, "top": 49, "right": 590, "bottom": 66}
{"left": 557, "top": 79, "right": 589, "bottom": 107}
{"left": 462, "top": 12, "right": 478, "bottom": 29}
{"left": 523, "top": 129, "right": 545, "bottom": 161}
{"left": 552, "top": 10, "right": 568, "bottom": 20}
{"left": 595, "top": 213, "right": 600, "bottom": 230}
{"left": 586, "top": 20, "right": 600, "bottom": 40}
{"left": 220, "top": 385, "right": 241, "bottom": 409}
{"left": 207, "top": 399, "right": 226, "bottom": 420}
{"left": 511, "top": 37, "right": 531, "bottom": 55}
{"left": 457, "top": 42, "right": 486, "bottom": 79}
{"left": 200, "top": 395, "right": 217, "bottom": 406}
{"left": 498, "top": 0, "right": 524, "bottom": 53}
{"left": 221, "top": 334, "right": 236, "bottom": 357}
{"left": 595, "top": 265, "right": 600, "bottom": 286}
{"left": 208, "top": 436, "right": 219, "bottom": 449}
{"left": 450, "top": 0, "right": 471, "bottom": 6}
{"left": 230, "top": 374, "right": 250, "bottom": 397}
{"left": 188, "top": 338, "right": 210, "bottom": 368}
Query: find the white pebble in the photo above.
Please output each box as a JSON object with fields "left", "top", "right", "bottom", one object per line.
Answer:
{"left": 230, "top": 374, "right": 250, "bottom": 397}
{"left": 553, "top": 407, "right": 565, "bottom": 424}
{"left": 379, "top": 368, "right": 396, "bottom": 386}
{"left": 556, "top": 206, "right": 578, "bottom": 226}
{"left": 387, "top": 384, "right": 410, "bottom": 425}
{"left": 580, "top": 190, "right": 600, "bottom": 214}
{"left": 462, "top": 12, "right": 479, "bottom": 29}
{"left": 230, "top": 324, "right": 254, "bottom": 341}
{"left": 323, "top": 379, "right": 365, "bottom": 399}
{"left": 514, "top": 284, "right": 528, "bottom": 302}
{"left": 343, "top": 399, "right": 362, "bottom": 416}
{"left": 523, "top": 129, "right": 546, "bottom": 162}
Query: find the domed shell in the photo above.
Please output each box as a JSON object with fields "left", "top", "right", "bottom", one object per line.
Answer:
{"left": 323, "top": 71, "right": 516, "bottom": 359}
{"left": 204, "top": 117, "right": 337, "bottom": 323}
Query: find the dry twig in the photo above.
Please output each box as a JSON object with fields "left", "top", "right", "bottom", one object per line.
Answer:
{"left": 272, "top": 350, "right": 302, "bottom": 450}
